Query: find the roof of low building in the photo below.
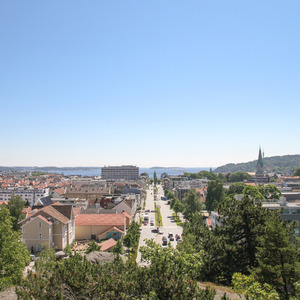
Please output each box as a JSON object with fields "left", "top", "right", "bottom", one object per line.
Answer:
{"left": 75, "top": 214, "right": 125, "bottom": 226}
{"left": 99, "top": 238, "right": 117, "bottom": 251}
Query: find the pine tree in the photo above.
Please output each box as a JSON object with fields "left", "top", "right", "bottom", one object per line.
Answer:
{"left": 252, "top": 213, "right": 300, "bottom": 299}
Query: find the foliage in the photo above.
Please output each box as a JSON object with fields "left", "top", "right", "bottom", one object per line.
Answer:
{"left": 112, "top": 240, "right": 124, "bottom": 261}
{"left": 154, "top": 203, "right": 163, "bottom": 227}
{"left": 217, "top": 173, "right": 227, "bottom": 182}
{"left": 0, "top": 207, "right": 30, "bottom": 290}
{"left": 294, "top": 167, "right": 300, "bottom": 176}
{"left": 205, "top": 180, "right": 225, "bottom": 212}
{"left": 153, "top": 171, "right": 157, "bottom": 186}
{"left": 7, "top": 195, "right": 25, "bottom": 231}
{"left": 215, "top": 196, "right": 273, "bottom": 282}
{"left": 34, "top": 245, "right": 57, "bottom": 275}
{"left": 184, "top": 170, "right": 217, "bottom": 180}
{"left": 64, "top": 244, "right": 72, "bottom": 257}
{"left": 228, "top": 172, "right": 251, "bottom": 182}
{"left": 172, "top": 198, "right": 184, "bottom": 216}
{"left": 252, "top": 215, "right": 300, "bottom": 299}
{"left": 226, "top": 182, "right": 246, "bottom": 196}
{"left": 172, "top": 213, "right": 184, "bottom": 226}
{"left": 140, "top": 239, "right": 216, "bottom": 299}
{"left": 232, "top": 273, "right": 279, "bottom": 300}
{"left": 257, "top": 184, "right": 281, "bottom": 200}
{"left": 242, "top": 185, "right": 264, "bottom": 200}
{"left": 213, "top": 154, "right": 300, "bottom": 174}
{"left": 123, "top": 221, "right": 141, "bottom": 262}
{"left": 17, "top": 242, "right": 216, "bottom": 300}
{"left": 86, "top": 240, "right": 101, "bottom": 254}
{"left": 182, "top": 189, "right": 204, "bottom": 220}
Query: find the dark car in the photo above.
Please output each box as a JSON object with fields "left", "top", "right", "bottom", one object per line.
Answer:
{"left": 162, "top": 236, "right": 168, "bottom": 246}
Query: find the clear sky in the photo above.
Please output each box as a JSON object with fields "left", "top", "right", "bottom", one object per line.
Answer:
{"left": 0, "top": 1, "right": 299, "bottom": 168}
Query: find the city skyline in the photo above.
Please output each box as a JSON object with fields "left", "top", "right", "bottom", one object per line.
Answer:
{"left": 1, "top": 1, "right": 299, "bottom": 167}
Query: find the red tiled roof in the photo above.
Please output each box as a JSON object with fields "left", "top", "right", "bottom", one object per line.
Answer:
{"left": 75, "top": 214, "right": 125, "bottom": 226}
{"left": 99, "top": 238, "right": 117, "bottom": 251}
{"left": 22, "top": 205, "right": 70, "bottom": 225}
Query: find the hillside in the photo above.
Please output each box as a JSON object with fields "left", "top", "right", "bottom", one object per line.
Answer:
{"left": 213, "top": 154, "right": 300, "bottom": 174}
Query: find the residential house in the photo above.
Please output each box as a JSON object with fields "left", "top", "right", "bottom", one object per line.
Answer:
{"left": 75, "top": 213, "right": 126, "bottom": 241}
{"left": 21, "top": 204, "right": 75, "bottom": 252}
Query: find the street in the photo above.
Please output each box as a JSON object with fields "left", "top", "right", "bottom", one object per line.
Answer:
{"left": 136, "top": 184, "right": 183, "bottom": 264}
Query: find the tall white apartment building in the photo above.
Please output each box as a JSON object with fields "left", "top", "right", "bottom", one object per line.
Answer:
{"left": 101, "top": 165, "right": 139, "bottom": 180}
{"left": 0, "top": 188, "right": 49, "bottom": 206}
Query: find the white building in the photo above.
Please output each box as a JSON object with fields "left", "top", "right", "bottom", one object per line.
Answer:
{"left": 0, "top": 188, "right": 49, "bottom": 206}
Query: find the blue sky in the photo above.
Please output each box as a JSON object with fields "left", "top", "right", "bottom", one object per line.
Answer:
{"left": 0, "top": 1, "right": 299, "bottom": 167}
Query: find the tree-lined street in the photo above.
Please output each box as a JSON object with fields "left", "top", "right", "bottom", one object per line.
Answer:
{"left": 136, "top": 184, "right": 183, "bottom": 264}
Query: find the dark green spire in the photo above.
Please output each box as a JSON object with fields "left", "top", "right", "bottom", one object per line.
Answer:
{"left": 256, "top": 147, "right": 264, "bottom": 175}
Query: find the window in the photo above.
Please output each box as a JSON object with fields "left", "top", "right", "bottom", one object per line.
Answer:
{"left": 39, "top": 221, "right": 42, "bottom": 228}
{"left": 39, "top": 233, "right": 42, "bottom": 239}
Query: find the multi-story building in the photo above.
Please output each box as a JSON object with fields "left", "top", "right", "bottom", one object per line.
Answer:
{"left": 0, "top": 188, "right": 49, "bottom": 206}
{"left": 101, "top": 165, "right": 139, "bottom": 180}
{"left": 21, "top": 204, "right": 75, "bottom": 252}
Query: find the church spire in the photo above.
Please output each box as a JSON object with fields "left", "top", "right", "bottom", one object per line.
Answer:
{"left": 256, "top": 147, "right": 264, "bottom": 175}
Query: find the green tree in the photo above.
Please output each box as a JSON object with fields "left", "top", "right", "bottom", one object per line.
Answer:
{"left": 34, "top": 244, "right": 57, "bottom": 276}
{"left": 0, "top": 207, "right": 30, "bottom": 290}
{"left": 242, "top": 185, "right": 264, "bottom": 200}
{"left": 217, "top": 173, "right": 227, "bottom": 182}
{"left": 123, "top": 221, "right": 140, "bottom": 252}
{"left": 205, "top": 180, "right": 225, "bottom": 212}
{"left": 140, "top": 239, "right": 216, "bottom": 299}
{"left": 215, "top": 196, "right": 272, "bottom": 282}
{"left": 172, "top": 199, "right": 184, "bottom": 216}
{"left": 7, "top": 195, "right": 25, "bottom": 231}
{"left": 228, "top": 172, "right": 251, "bottom": 182}
{"left": 258, "top": 184, "right": 281, "bottom": 200}
{"left": 293, "top": 167, "right": 300, "bottom": 176}
{"left": 232, "top": 273, "right": 279, "bottom": 300}
{"left": 153, "top": 171, "right": 157, "bottom": 186}
{"left": 183, "top": 189, "right": 203, "bottom": 220}
{"left": 86, "top": 240, "right": 101, "bottom": 254}
{"left": 226, "top": 182, "right": 246, "bottom": 196}
{"left": 112, "top": 239, "right": 123, "bottom": 261}
{"left": 252, "top": 214, "right": 300, "bottom": 299}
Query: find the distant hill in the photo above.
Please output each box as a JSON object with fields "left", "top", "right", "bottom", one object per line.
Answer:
{"left": 213, "top": 154, "right": 300, "bottom": 174}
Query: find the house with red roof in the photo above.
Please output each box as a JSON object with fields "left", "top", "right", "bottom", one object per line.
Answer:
{"left": 75, "top": 213, "right": 126, "bottom": 241}
{"left": 20, "top": 204, "right": 75, "bottom": 252}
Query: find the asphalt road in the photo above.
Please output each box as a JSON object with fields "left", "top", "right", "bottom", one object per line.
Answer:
{"left": 136, "top": 184, "right": 183, "bottom": 264}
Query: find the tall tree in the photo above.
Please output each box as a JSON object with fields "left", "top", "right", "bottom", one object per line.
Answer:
{"left": 153, "top": 171, "right": 157, "bottom": 186}
{"left": 226, "top": 182, "right": 246, "bottom": 196}
{"left": 0, "top": 207, "right": 30, "bottom": 290}
{"left": 172, "top": 199, "right": 184, "bottom": 216}
{"left": 183, "top": 189, "right": 203, "bottom": 220}
{"left": 205, "top": 180, "right": 225, "bottom": 212}
{"left": 7, "top": 195, "right": 25, "bottom": 231}
{"left": 112, "top": 239, "right": 123, "bottom": 261}
{"left": 215, "top": 196, "right": 272, "bottom": 282}
{"left": 252, "top": 214, "right": 300, "bottom": 299}
{"left": 258, "top": 184, "right": 281, "bottom": 200}
{"left": 293, "top": 167, "right": 300, "bottom": 176}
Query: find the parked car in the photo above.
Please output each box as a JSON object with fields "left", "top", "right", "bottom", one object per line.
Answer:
{"left": 168, "top": 232, "right": 173, "bottom": 238}
{"left": 162, "top": 236, "right": 168, "bottom": 246}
